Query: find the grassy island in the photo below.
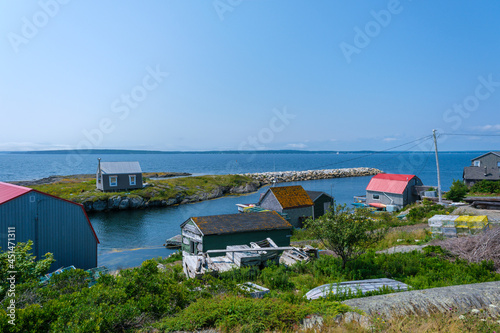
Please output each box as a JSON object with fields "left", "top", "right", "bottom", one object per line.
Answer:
{"left": 26, "top": 173, "right": 261, "bottom": 212}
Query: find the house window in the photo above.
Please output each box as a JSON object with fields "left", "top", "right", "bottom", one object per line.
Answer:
{"left": 474, "top": 160, "right": 480, "bottom": 167}
{"left": 373, "top": 194, "right": 380, "bottom": 200}
{"left": 109, "top": 176, "right": 118, "bottom": 187}
{"left": 129, "top": 175, "right": 136, "bottom": 186}
{"left": 497, "top": 162, "right": 500, "bottom": 168}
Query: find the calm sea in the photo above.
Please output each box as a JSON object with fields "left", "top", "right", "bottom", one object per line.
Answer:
{"left": 0, "top": 151, "right": 483, "bottom": 269}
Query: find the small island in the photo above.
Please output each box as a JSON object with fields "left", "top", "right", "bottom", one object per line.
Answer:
{"left": 11, "top": 167, "right": 382, "bottom": 212}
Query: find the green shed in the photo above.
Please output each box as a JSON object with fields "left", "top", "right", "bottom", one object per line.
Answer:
{"left": 180, "top": 211, "right": 293, "bottom": 255}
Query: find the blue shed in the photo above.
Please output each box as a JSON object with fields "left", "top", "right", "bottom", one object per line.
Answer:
{"left": 0, "top": 182, "right": 99, "bottom": 270}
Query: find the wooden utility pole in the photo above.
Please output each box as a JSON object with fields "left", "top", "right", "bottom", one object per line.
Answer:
{"left": 432, "top": 129, "right": 443, "bottom": 204}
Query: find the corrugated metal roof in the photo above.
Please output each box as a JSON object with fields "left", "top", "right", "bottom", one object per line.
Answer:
{"left": 187, "top": 211, "right": 292, "bottom": 236}
{"left": 366, "top": 174, "right": 416, "bottom": 194}
{"left": 99, "top": 161, "right": 142, "bottom": 174}
{"left": 0, "top": 182, "right": 33, "bottom": 205}
{"left": 266, "top": 185, "right": 314, "bottom": 209}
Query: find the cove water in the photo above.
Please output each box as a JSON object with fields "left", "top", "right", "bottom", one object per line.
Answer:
{"left": 0, "top": 151, "right": 483, "bottom": 269}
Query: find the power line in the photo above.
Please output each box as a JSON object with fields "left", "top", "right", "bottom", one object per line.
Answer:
{"left": 441, "top": 133, "right": 500, "bottom": 137}
{"left": 312, "top": 135, "right": 433, "bottom": 170}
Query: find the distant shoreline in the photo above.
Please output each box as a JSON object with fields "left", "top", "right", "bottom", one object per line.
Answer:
{"left": 1, "top": 149, "right": 489, "bottom": 155}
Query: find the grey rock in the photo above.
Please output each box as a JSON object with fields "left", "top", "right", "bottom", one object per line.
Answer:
{"left": 343, "top": 281, "right": 500, "bottom": 319}
{"left": 83, "top": 201, "right": 93, "bottom": 212}
{"left": 301, "top": 314, "right": 323, "bottom": 330}
{"left": 129, "top": 197, "right": 143, "bottom": 208}
{"left": 92, "top": 200, "right": 107, "bottom": 211}
{"left": 119, "top": 198, "right": 130, "bottom": 209}
{"left": 108, "top": 196, "right": 121, "bottom": 209}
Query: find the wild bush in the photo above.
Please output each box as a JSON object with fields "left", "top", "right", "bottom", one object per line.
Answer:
{"left": 470, "top": 180, "right": 500, "bottom": 194}
{"left": 446, "top": 179, "right": 469, "bottom": 202}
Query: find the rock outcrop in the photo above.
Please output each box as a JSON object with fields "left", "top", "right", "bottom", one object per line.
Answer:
{"left": 342, "top": 281, "right": 500, "bottom": 319}
{"left": 243, "top": 167, "right": 382, "bottom": 184}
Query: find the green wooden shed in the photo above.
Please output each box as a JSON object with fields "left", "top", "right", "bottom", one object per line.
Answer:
{"left": 180, "top": 211, "right": 293, "bottom": 255}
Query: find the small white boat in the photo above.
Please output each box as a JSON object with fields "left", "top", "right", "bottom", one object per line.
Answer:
{"left": 305, "top": 278, "right": 409, "bottom": 300}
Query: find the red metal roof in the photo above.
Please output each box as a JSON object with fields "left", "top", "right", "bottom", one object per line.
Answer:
{"left": 366, "top": 174, "right": 416, "bottom": 195}
{"left": 0, "top": 182, "right": 33, "bottom": 205}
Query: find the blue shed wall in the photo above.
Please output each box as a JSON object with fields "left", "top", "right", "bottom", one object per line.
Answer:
{"left": 0, "top": 192, "right": 98, "bottom": 270}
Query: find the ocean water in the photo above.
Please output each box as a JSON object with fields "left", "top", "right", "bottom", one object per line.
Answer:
{"left": 0, "top": 151, "right": 483, "bottom": 269}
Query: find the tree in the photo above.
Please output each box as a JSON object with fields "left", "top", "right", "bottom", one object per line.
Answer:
{"left": 445, "top": 179, "right": 469, "bottom": 202}
{"left": 304, "top": 205, "right": 388, "bottom": 269}
{"left": 0, "top": 240, "right": 54, "bottom": 299}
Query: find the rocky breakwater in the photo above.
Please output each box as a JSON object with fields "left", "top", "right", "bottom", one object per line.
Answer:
{"left": 82, "top": 181, "right": 261, "bottom": 213}
{"left": 243, "top": 167, "right": 382, "bottom": 184}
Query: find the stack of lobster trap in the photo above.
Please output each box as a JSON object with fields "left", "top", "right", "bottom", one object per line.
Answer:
{"left": 428, "top": 214, "right": 489, "bottom": 238}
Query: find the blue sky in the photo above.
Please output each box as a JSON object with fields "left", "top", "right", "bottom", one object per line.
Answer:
{"left": 1, "top": 1, "right": 499, "bottom": 151}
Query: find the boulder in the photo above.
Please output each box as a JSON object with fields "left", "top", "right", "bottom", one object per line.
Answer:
{"left": 129, "top": 197, "right": 144, "bottom": 208}
{"left": 118, "top": 198, "right": 130, "bottom": 209}
{"left": 108, "top": 196, "right": 121, "bottom": 210}
{"left": 92, "top": 200, "right": 107, "bottom": 212}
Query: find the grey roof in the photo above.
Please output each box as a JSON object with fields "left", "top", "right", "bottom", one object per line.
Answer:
{"left": 472, "top": 151, "right": 500, "bottom": 161}
{"left": 183, "top": 211, "right": 292, "bottom": 236}
{"left": 99, "top": 161, "right": 142, "bottom": 174}
{"left": 463, "top": 166, "right": 500, "bottom": 181}
{"left": 306, "top": 190, "right": 332, "bottom": 202}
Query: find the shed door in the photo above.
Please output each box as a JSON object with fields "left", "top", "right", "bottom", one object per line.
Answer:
{"left": 189, "top": 240, "right": 199, "bottom": 254}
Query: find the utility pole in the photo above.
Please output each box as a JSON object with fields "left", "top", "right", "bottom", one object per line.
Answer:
{"left": 432, "top": 129, "right": 443, "bottom": 204}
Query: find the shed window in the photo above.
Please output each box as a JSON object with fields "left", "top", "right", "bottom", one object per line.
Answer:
{"left": 474, "top": 160, "right": 480, "bottom": 167}
{"left": 497, "top": 162, "right": 500, "bottom": 168}
{"left": 129, "top": 175, "right": 136, "bottom": 186}
{"left": 373, "top": 194, "right": 380, "bottom": 200}
{"left": 109, "top": 176, "right": 118, "bottom": 187}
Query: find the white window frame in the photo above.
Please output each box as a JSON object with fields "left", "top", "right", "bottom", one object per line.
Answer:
{"left": 109, "top": 176, "right": 118, "bottom": 187}
{"left": 129, "top": 175, "right": 136, "bottom": 186}
{"left": 474, "top": 160, "right": 480, "bottom": 167}
{"left": 497, "top": 161, "right": 500, "bottom": 168}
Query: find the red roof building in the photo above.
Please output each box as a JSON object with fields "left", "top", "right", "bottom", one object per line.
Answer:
{"left": 0, "top": 182, "right": 99, "bottom": 270}
{"left": 365, "top": 174, "right": 423, "bottom": 209}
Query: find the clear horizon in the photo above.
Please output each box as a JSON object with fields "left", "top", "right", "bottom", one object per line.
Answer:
{"left": 1, "top": 1, "right": 499, "bottom": 152}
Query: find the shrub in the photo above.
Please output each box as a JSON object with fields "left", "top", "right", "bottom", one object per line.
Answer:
{"left": 305, "top": 205, "right": 388, "bottom": 269}
{"left": 446, "top": 179, "right": 469, "bottom": 202}
{"left": 407, "top": 200, "right": 454, "bottom": 223}
{"left": 470, "top": 180, "right": 500, "bottom": 194}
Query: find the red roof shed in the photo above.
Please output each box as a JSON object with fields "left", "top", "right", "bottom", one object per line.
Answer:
{"left": 366, "top": 174, "right": 417, "bottom": 194}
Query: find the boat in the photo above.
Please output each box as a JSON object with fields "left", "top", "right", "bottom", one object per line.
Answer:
{"left": 236, "top": 203, "right": 255, "bottom": 213}
{"left": 352, "top": 195, "right": 368, "bottom": 208}
{"left": 368, "top": 203, "right": 387, "bottom": 209}
{"left": 304, "top": 278, "right": 409, "bottom": 300}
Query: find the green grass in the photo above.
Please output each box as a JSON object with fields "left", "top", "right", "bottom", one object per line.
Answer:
{"left": 30, "top": 174, "right": 258, "bottom": 205}
{"left": 2, "top": 245, "right": 500, "bottom": 332}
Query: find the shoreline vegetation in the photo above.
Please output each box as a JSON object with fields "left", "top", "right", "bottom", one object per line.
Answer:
{"left": 11, "top": 167, "right": 381, "bottom": 212}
